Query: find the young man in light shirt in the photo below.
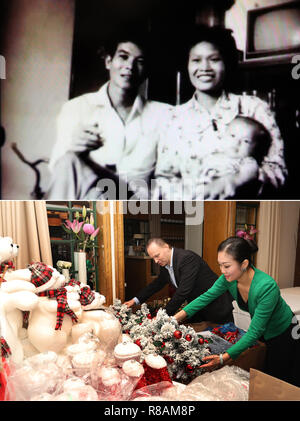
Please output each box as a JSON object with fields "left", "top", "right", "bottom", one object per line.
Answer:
{"left": 46, "top": 29, "right": 172, "bottom": 200}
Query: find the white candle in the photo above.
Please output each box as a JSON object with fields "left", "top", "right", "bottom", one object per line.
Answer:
{"left": 176, "top": 71, "right": 181, "bottom": 105}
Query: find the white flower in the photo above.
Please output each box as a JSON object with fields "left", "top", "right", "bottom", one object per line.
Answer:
{"left": 160, "top": 323, "right": 176, "bottom": 339}
{"left": 57, "top": 260, "right": 72, "bottom": 269}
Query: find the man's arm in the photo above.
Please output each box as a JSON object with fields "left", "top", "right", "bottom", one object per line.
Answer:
{"left": 130, "top": 270, "right": 169, "bottom": 306}
{"left": 49, "top": 100, "right": 103, "bottom": 171}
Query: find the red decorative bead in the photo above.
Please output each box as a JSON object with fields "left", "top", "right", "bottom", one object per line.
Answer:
{"left": 186, "top": 364, "right": 194, "bottom": 372}
{"left": 161, "top": 342, "right": 165, "bottom": 348}
{"left": 147, "top": 314, "right": 152, "bottom": 319}
{"left": 173, "top": 330, "right": 182, "bottom": 339}
{"left": 135, "top": 339, "right": 141, "bottom": 347}
{"left": 198, "top": 338, "right": 204, "bottom": 345}
{"left": 185, "top": 334, "right": 192, "bottom": 342}
{"left": 165, "top": 356, "right": 174, "bottom": 364}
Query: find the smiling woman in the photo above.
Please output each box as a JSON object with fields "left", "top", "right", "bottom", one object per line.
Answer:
{"left": 154, "top": 25, "right": 287, "bottom": 201}
{"left": 174, "top": 236, "right": 300, "bottom": 388}
{"left": 187, "top": 41, "right": 226, "bottom": 95}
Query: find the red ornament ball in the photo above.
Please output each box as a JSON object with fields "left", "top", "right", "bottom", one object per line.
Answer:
{"left": 173, "top": 330, "right": 182, "bottom": 339}
{"left": 185, "top": 334, "right": 192, "bottom": 342}
{"left": 146, "top": 314, "right": 152, "bottom": 319}
{"left": 135, "top": 339, "right": 142, "bottom": 347}
{"left": 198, "top": 337, "right": 204, "bottom": 345}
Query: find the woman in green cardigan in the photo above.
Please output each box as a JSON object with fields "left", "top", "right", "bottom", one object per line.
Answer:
{"left": 174, "top": 236, "right": 300, "bottom": 387}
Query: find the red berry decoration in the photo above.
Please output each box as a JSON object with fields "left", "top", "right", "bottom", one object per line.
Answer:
{"left": 173, "top": 330, "right": 182, "bottom": 339}
{"left": 164, "top": 355, "right": 174, "bottom": 364}
{"left": 186, "top": 364, "right": 194, "bottom": 372}
{"left": 135, "top": 339, "right": 141, "bottom": 347}
{"left": 185, "top": 334, "right": 192, "bottom": 342}
{"left": 147, "top": 314, "right": 152, "bottom": 319}
{"left": 198, "top": 337, "right": 204, "bottom": 345}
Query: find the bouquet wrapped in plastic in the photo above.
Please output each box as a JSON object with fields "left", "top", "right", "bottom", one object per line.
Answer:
{"left": 5, "top": 352, "right": 66, "bottom": 401}
{"left": 177, "top": 366, "right": 250, "bottom": 401}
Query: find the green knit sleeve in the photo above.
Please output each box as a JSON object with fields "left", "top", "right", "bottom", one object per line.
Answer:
{"left": 226, "top": 279, "right": 280, "bottom": 360}
{"left": 183, "top": 275, "right": 229, "bottom": 319}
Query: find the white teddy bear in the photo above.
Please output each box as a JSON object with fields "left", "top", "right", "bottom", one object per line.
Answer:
{"left": 0, "top": 280, "right": 39, "bottom": 364}
{"left": 0, "top": 237, "right": 39, "bottom": 364}
{"left": 0, "top": 236, "right": 19, "bottom": 276}
{"left": 0, "top": 236, "right": 19, "bottom": 260}
{"left": 24, "top": 263, "right": 107, "bottom": 354}
{"left": 0, "top": 236, "right": 111, "bottom": 362}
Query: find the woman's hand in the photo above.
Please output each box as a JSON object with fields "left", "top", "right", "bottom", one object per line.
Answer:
{"left": 260, "top": 162, "right": 285, "bottom": 189}
{"left": 201, "top": 352, "right": 230, "bottom": 370}
{"left": 173, "top": 310, "right": 187, "bottom": 323}
{"left": 70, "top": 123, "right": 104, "bottom": 154}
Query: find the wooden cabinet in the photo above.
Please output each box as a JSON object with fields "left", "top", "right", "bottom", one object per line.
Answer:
{"left": 203, "top": 202, "right": 236, "bottom": 277}
{"left": 294, "top": 209, "right": 300, "bottom": 287}
{"left": 203, "top": 201, "right": 260, "bottom": 276}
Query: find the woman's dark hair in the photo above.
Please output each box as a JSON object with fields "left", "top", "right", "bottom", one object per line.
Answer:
{"left": 218, "top": 236, "right": 258, "bottom": 266}
{"left": 179, "top": 25, "right": 239, "bottom": 91}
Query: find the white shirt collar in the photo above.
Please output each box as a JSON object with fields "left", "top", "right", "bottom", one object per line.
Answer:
{"left": 168, "top": 248, "right": 174, "bottom": 268}
{"left": 94, "top": 82, "right": 145, "bottom": 120}
{"left": 191, "top": 90, "right": 230, "bottom": 112}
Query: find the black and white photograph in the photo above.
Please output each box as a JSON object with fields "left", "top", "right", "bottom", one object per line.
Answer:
{"left": 0, "top": 0, "right": 300, "bottom": 199}
{"left": 1, "top": 0, "right": 300, "bottom": 408}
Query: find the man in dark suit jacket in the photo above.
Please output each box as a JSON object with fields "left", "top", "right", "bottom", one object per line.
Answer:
{"left": 124, "top": 238, "right": 233, "bottom": 323}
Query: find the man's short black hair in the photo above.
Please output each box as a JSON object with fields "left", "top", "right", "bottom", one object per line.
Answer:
{"left": 98, "top": 26, "right": 151, "bottom": 60}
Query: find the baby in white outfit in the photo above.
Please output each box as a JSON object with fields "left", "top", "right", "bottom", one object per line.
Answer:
{"left": 199, "top": 115, "right": 272, "bottom": 199}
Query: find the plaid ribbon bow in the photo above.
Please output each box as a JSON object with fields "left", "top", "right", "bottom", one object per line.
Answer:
{"left": 79, "top": 286, "right": 95, "bottom": 306}
{"left": 0, "top": 261, "right": 15, "bottom": 274}
{"left": 0, "top": 337, "right": 12, "bottom": 359}
{"left": 38, "top": 287, "right": 78, "bottom": 330}
{"left": 28, "top": 262, "right": 53, "bottom": 288}
{"left": 65, "top": 279, "right": 95, "bottom": 307}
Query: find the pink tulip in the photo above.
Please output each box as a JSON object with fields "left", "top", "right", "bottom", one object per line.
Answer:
{"left": 64, "top": 220, "right": 84, "bottom": 234}
{"left": 83, "top": 224, "right": 95, "bottom": 235}
{"left": 64, "top": 220, "right": 73, "bottom": 230}
{"left": 90, "top": 227, "right": 100, "bottom": 239}
{"left": 249, "top": 226, "right": 258, "bottom": 235}
{"left": 236, "top": 230, "right": 246, "bottom": 238}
